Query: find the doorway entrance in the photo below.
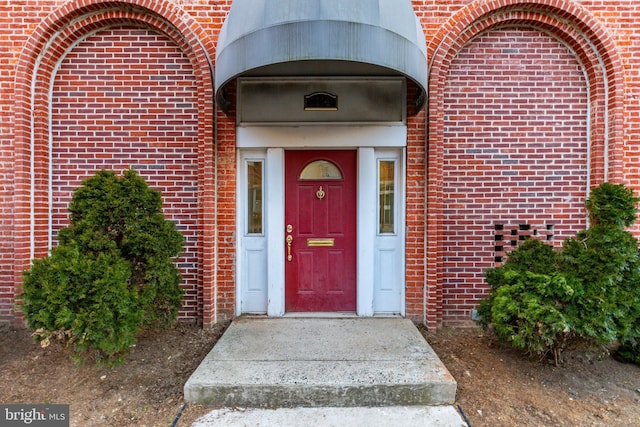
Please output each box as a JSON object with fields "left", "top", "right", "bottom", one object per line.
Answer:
{"left": 284, "top": 150, "right": 357, "bottom": 312}
{"left": 236, "top": 129, "right": 407, "bottom": 317}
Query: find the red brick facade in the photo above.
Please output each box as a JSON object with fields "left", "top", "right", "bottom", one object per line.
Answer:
{"left": 441, "top": 28, "right": 589, "bottom": 324}
{"left": 50, "top": 26, "right": 202, "bottom": 319}
{"left": 0, "top": 1, "right": 637, "bottom": 328}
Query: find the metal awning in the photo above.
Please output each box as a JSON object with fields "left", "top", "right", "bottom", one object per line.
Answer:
{"left": 215, "top": 0, "right": 428, "bottom": 114}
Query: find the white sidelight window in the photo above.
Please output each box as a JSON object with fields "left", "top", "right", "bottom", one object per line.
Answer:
{"left": 373, "top": 150, "right": 405, "bottom": 314}
{"left": 237, "top": 150, "right": 268, "bottom": 313}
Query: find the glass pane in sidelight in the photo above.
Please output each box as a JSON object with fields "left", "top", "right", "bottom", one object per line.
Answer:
{"left": 247, "top": 161, "right": 263, "bottom": 234}
{"left": 379, "top": 160, "right": 395, "bottom": 234}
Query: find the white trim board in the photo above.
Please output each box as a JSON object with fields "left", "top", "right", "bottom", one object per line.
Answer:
{"left": 237, "top": 125, "right": 407, "bottom": 148}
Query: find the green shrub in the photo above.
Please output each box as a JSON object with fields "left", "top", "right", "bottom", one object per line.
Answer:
{"left": 560, "top": 225, "right": 640, "bottom": 346}
{"left": 479, "top": 182, "right": 640, "bottom": 365}
{"left": 488, "top": 271, "right": 577, "bottom": 365}
{"left": 585, "top": 182, "right": 639, "bottom": 227}
{"left": 564, "top": 183, "right": 640, "bottom": 364}
{"left": 21, "top": 169, "right": 184, "bottom": 364}
{"left": 615, "top": 341, "right": 640, "bottom": 364}
{"left": 22, "top": 245, "right": 140, "bottom": 364}
{"left": 479, "top": 239, "right": 575, "bottom": 364}
{"left": 478, "top": 238, "right": 559, "bottom": 328}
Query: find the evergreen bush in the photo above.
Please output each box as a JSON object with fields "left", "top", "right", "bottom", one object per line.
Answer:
{"left": 479, "top": 182, "right": 640, "bottom": 365}
{"left": 616, "top": 341, "right": 640, "bottom": 364}
{"left": 478, "top": 238, "right": 560, "bottom": 328}
{"left": 21, "top": 169, "right": 184, "bottom": 364}
{"left": 479, "top": 239, "right": 576, "bottom": 364}
{"left": 561, "top": 184, "right": 640, "bottom": 363}
{"left": 560, "top": 225, "right": 640, "bottom": 347}
{"left": 585, "top": 182, "right": 639, "bottom": 227}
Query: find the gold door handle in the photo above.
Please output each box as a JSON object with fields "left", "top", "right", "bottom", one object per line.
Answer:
{"left": 286, "top": 234, "right": 293, "bottom": 261}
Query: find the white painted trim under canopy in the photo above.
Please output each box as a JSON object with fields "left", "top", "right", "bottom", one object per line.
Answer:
{"left": 237, "top": 125, "right": 407, "bottom": 149}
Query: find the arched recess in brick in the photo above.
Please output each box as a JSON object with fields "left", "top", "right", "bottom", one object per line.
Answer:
{"left": 13, "top": 1, "right": 215, "bottom": 324}
{"left": 426, "top": 0, "right": 624, "bottom": 328}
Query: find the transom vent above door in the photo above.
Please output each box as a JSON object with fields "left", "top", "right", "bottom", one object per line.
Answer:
{"left": 237, "top": 77, "right": 406, "bottom": 125}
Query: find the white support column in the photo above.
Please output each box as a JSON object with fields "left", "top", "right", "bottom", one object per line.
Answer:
{"left": 357, "top": 147, "right": 376, "bottom": 316}
{"left": 267, "top": 148, "right": 285, "bottom": 316}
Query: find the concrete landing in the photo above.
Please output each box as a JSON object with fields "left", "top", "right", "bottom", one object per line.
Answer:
{"left": 184, "top": 317, "right": 457, "bottom": 408}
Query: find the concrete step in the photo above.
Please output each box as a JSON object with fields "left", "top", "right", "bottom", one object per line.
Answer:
{"left": 184, "top": 317, "right": 457, "bottom": 408}
{"left": 191, "top": 406, "right": 467, "bottom": 427}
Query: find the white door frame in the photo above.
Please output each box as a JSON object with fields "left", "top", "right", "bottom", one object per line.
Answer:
{"left": 236, "top": 125, "right": 406, "bottom": 316}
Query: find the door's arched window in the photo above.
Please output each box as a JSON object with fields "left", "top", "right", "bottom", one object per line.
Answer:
{"left": 299, "top": 160, "right": 342, "bottom": 180}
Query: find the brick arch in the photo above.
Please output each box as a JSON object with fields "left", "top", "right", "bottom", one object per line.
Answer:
{"left": 13, "top": 1, "right": 216, "bottom": 324}
{"left": 425, "top": 0, "right": 624, "bottom": 328}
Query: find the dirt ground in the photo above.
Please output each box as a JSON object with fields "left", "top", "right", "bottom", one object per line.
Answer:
{"left": 423, "top": 328, "right": 640, "bottom": 426}
{"left": 1, "top": 321, "right": 640, "bottom": 427}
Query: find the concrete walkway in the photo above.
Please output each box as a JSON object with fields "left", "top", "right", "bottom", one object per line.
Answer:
{"left": 192, "top": 406, "right": 466, "bottom": 426}
{"left": 184, "top": 317, "right": 464, "bottom": 426}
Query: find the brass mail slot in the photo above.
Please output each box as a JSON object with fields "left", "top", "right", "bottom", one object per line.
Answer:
{"left": 306, "top": 238, "right": 335, "bottom": 247}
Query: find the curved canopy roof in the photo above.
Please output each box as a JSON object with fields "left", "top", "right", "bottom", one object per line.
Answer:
{"left": 215, "top": 0, "right": 428, "bottom": 113}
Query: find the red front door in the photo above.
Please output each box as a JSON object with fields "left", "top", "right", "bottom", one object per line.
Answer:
{"left": 285, "top": 150, "right": 357, "bottom": 312}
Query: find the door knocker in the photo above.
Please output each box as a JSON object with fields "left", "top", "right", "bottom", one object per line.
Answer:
{"left": 316, "top": 186, "right": 326, "bottom": 200}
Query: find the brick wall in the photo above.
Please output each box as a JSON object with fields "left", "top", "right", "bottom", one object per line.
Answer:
{"left": 2, "top": 0, "right": 640, "bottom": 328}
{"left": 50, "top": 26, "right": 201, "bottom": 320}
{"left": 406, "top": 108, "right": 428, "bottom": 323}
{"left": 5, "top": 1, "right": 219, "bottom": 325}
{"left": 441, "top": 28, "right": 588, "bottom": 325}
